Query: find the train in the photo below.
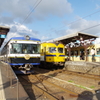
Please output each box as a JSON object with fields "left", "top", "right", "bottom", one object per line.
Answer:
{"left": 0, "top": 35, "right": 41, "bottom": 74}
{"left": 65, "top": 43, "right": 100, "bottom": 62}
{"left": 40, "top": 42, "right": 65, "bottom": 68}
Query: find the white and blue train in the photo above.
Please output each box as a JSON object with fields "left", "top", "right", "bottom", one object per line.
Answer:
{"left": 0, "top": 35, "right": 41, "bottom": 74}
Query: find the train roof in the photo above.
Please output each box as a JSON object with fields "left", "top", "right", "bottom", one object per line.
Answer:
{"left": 41, "top": 42, "right": 64, "bottom": 47}
{"left": 1, "top": 36, "right": 41, "bottom": 49}
{"left": 10, "top": 36, "right": 41, "bottom": 41}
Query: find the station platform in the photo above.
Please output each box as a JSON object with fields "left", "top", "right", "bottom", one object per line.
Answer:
{"left": 0, "top": 61, "right": 30, "bottom": 100}
{"left": 64, "top": 61, "right": 100, "bottom": 75}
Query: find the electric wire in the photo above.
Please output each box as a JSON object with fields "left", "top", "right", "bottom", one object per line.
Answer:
{"left": 22, "top": 0, "right": 42, "bottom": 24}
{"left": 67, "top": 9, "right": 100, "bottom": 26}
{"left": 51, "top": 9, "right": 100, "bottom": 32}
{"left": 20, "top": 0, "right": 100, "bottom": 36}
{"left": 1, "top": 0, "right": 42, "bottom": 48}
{"left": 80, "top": 23, "right": 100, "bottom": 32}
{"left": 55, "top": 10, "right": 100, "bottom": 38}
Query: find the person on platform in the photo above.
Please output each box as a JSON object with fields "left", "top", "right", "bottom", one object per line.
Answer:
{"left": 91, "top": 48, "right": 95, "bottom": 62}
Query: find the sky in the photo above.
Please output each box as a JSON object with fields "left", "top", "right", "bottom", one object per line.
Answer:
{"left": 1, "top": 0, "right": 100, "bottom": 44}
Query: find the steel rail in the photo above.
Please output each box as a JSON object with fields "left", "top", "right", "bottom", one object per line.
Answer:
{"left": 19, "top": 75, "right": 59, "bottom": 100}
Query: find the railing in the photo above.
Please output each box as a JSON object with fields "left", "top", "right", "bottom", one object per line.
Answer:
{"left": 1, "top": 61, "right": 19, "bottom": 100}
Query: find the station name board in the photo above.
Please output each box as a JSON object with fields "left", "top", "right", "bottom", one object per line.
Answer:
{"left": 0, "top": 32, "right": 7, "bottom": 38}
{"left": 0, "top": 34, "right": 6, "bottom": 38}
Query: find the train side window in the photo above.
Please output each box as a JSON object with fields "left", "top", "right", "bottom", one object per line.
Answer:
{"left": 96, "top": 48, "right": 100, "bottom": 55}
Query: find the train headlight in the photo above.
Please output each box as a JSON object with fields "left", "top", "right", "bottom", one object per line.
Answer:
{"left": 24, "top": 54, "right": 30, "bottom": 60}
{"left": 49, "top": 58, "right": 51, "bottom": 60}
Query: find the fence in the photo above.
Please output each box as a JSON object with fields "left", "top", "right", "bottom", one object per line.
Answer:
{"left": 0, "top": 61, "right": 19, "bottom": 100}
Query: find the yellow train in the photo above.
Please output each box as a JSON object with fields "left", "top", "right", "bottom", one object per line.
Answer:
{"left": 65, "top": 43, "right": 100, "bottom": 62}
{"left": 40, "top": 42, "right": 65, "bottom": 68}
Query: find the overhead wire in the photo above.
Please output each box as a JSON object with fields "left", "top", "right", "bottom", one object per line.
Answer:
{"left": 20, "top": 0, "right": 100, "bottom": 40}
{"left": 51, "top": 9, "right": 100, "bottom": 33}
{"left": 22, "top": 0, "right": 42, "bottom": 24}
{"left": 48, "top": 9, "right": 100, "bottom": 41}
{"left": 76, "top": 10, "right": 100, "bottom": 32}
{"left": 3, "top": 0, "right": 42, "bottom": 47}
{"left": 16, "top": 0, "right": 100, "bottom": 41}
{"left": 21, "top": 0, "right": 100, "bottom": 35}
{"left": 79, "top": 23, "right": 100, "bottom": 32}
{"left": 67, "top": 9, "right": 100, "bottom": 26}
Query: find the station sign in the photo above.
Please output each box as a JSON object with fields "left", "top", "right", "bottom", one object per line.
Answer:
{"left": 0, "top": 26, "right": 10, "bottom": 47}
{"left": 0, "top": 32, "right": 7, "bottom": 38}
{"left": 0, "top": 34, "right": 6, "bottom": 38}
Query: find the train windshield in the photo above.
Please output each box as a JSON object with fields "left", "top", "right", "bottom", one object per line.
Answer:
{"left": 49, "top": 47, "right": 56, "bottom": 53}
{"left": 10, "top": 43, "right": 40, "bottom": 54}
{"left": 58, "top": 48, "right": 63, "bottom": 53}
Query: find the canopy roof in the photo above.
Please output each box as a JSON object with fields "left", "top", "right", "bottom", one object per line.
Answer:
{"left": 47, "top": 32, "right": 98, "bottom": 44}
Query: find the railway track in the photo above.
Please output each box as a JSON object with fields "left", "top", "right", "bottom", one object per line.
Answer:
{"left": 32, "top": 67, "right": 100, "bottom": 93}
{"left": 17, "top": 67, "right": 100, "bottom": 100}
{"left": 63, "top": 70, "right": 100, "bottom": 80}
{"left": 19, "top": 75, "right": 59, "bottom": 100}
{"left": 33, "top": 67, "right": 100, "bottom": 80}
{"left": 18, "top": 74, "right": 78, "bottom": 100}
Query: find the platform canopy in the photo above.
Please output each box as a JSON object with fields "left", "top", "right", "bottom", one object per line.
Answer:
{"left": 0, "top": 26, "right": 10, "bottom": 47}
{"left": 47, "top": 32, "right": 98, "bottom": 45}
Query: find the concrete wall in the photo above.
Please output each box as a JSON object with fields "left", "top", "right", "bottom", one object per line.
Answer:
{"left": 64, "top": 61, "right": 100, "bottom": 75}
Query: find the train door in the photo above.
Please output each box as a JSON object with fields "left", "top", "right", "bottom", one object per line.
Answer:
{"left": 44, "top": 47, "right": 46, "bottom": 62}
{"left": 40, "top": 46, "right": 46, "bottom": 62}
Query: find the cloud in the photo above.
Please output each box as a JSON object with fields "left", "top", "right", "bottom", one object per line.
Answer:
{"left": 0, "top": 0, "right": 73, "bottom": 24}
{"left": 40, "top": 36, "right": 50, "bottom": 42}
{"left": 1, "top": 0, "right": 100, "bottom": 43}
{"left": 95, "top": 37, "right": 100, "bottom": 44}
{"left": 65, "top": 17, "right": 100, "bottom": 36}
{"left": 0, "top": 22, "right": 39, "bottom": 41}
{"left": 0, "top": 0, "right": 73, "bottom": 43}
{"left": 33, "top": 0, "right": 73, "bottom": 20}
{"left": 96, "top": 4, "right": 100, "bottom": 9}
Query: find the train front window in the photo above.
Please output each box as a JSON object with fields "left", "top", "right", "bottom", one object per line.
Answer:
{"left": 49, "top": 47, "right": 56, "bottom": 53}
{"left": 10, "top": 43, "right": 40, "bottom": 54}
{"left": 58, "top": 48, "right": 63, "bottom": 53}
